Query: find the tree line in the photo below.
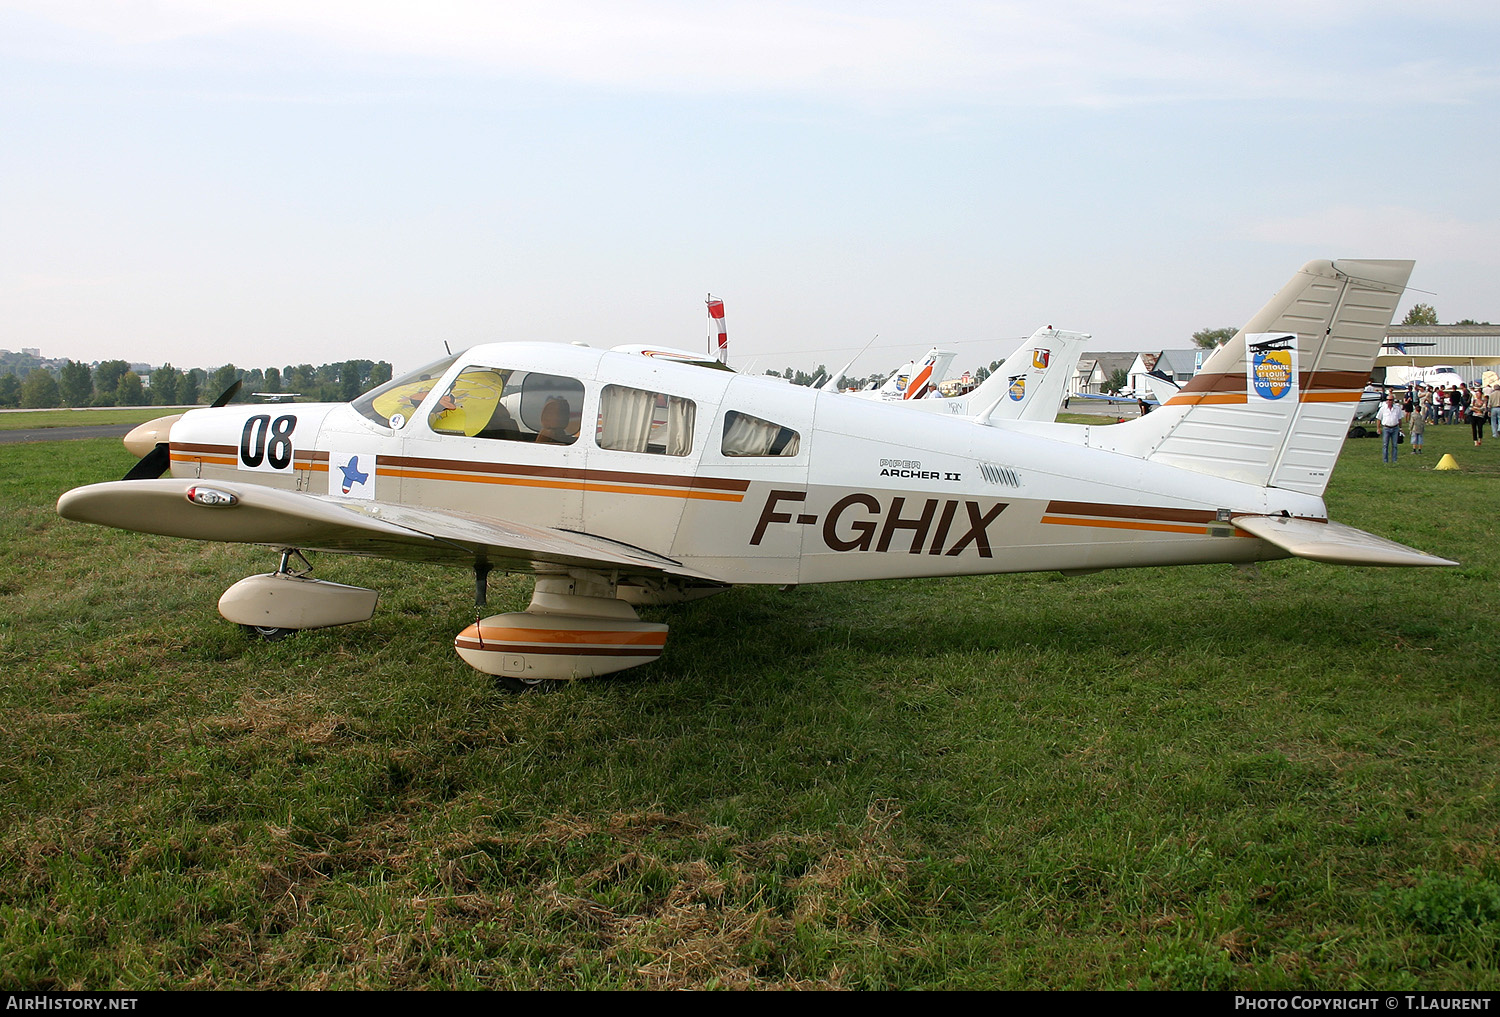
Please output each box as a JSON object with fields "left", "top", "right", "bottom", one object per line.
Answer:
{"left": 13, "top": 308, "right": 1487, "bottom": 411}
{"left": 0, "top": 358, "right": 393, "bottom": 410}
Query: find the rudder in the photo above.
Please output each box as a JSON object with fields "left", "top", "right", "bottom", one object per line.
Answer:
{"left": 1098, "top": 259, "right": 1413, "bottom": 495}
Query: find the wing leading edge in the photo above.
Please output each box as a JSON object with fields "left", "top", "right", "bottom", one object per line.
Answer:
{"left": 57, "top": 479, "right": 723, "bottom": 580}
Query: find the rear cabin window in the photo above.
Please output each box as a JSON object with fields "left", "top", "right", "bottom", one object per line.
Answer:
{"left": 721, "top": 410, "right": 801, "bottom": 457}
{"left": 597, "top": 385, "right": 695, "bottom": 456}
{"left": 428, "top": 367, "right": 584, "bottom": 446}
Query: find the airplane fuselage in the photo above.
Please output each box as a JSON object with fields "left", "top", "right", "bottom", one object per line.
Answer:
{"left": 164, "top": 341, "right": 1318, "bottom": 587}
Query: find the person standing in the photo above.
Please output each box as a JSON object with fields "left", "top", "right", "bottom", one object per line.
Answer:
{"left": 1471, "top": 386, "right": 1490, "bottom": 447}
{"left": 1408, "top": 400, "right": 1425, "bottom": 454}
{"left": 1489, "top": 384, "right": 1500, "bottom": 439}
{"left": 1376, "top": 393, "right": 1406, "bottom": 464}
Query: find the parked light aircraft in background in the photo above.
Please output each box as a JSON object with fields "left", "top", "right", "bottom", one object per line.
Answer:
{"left": 879, "top": 326, "right": 1093, "bottom": 422}
{"left": 1381, "top": 364, "right": 1466, "bottom": 389}
{"left": 1069, "top": 388, "right": 1161, "bottom": 412}
{"left": 849, "top": 347, "right": 957, "bottom": 401}
{"left": 58, "top": 259, "right": 1454, "bottom": 690}
{"left": 1353, "top": 383, "right": 1386, "bottom": 421}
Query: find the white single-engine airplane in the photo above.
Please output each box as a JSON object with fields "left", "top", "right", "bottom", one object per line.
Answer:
{"left": 58, "top": 260, "right": 1454, "bottom": 690}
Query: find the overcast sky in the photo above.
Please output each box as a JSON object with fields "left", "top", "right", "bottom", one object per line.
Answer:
{"left": 3, "top": 1, "right": 1497, "bottom": 377}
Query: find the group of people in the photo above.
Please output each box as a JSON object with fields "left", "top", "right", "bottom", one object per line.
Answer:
{"left": 1375, "top": 381, "right": 1500, "bottom": 463}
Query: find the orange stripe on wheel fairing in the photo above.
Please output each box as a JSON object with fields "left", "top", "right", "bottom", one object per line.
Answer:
{"left": 454, "top": 639, "right": 664, "bottom": 657}
{"left": 467, "top": 626, "right": 667, "bottom": 647}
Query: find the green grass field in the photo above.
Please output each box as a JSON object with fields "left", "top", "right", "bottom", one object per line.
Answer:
{"left": 0, "top": 407, "right": 194, "bottom": 431}
{"left": 2, "top": 420, "right": 1497, "bottom": 989}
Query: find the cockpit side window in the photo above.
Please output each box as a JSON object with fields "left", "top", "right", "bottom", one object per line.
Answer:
{"left": 353, "top": 353, "right": 460, "bottom": 428}
{"left": 721, "top": 410, "right": 801, "bottom": 457}
{"left": 597, "top": 385, "right": 695, "bottom": 456}
{"left": 428, "top": 367, "right": 584, "bottom": 445}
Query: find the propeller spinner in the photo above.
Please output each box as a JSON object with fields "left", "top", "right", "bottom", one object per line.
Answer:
{"left": 120, "top": 379, "right": 242, "bottom": 481}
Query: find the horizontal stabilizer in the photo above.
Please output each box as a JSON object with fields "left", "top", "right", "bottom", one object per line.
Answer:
{"left": 1232, "top": 515, "right": 1457, "bottom": 567}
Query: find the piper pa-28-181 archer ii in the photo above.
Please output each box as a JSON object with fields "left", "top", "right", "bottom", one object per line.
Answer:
{"left": 57, "top": 259, "right": 1455, "bottom": 690}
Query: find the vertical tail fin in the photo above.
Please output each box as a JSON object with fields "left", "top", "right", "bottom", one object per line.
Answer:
{"left": 908, "top": 348, "right": 956, "bottom": 399}
{"left": 972, "top": 325, "right": 1093, "bottom": 422}
{"left": 880, "top": 348, "right": 956, "bottom": 400}
{"left": 1097, "top": 259, "right": 1413, "bottom": 495}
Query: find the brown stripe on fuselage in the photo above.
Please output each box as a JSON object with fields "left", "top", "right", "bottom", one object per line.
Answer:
{"left": 383, "top": 454, "right": 750, "bottom": 492}
{"left": 171, "top": 441, "right": 235, "bottom": 455}
{"left": 1045, "top": 501, "right": 1327, "bottom": 525}
{"left": 385, "top": 467, "right": 746, "bottom": 502}
{"left": 1038, "top": 516, "right": 1225, "bottom": 536}
{"left": 1044, "top": 501, "right": 1219, "bottom": 524}
{"left": 1165, "top": 368, "right": 1370, "bottom": 407}
{"left": 166, "top": 443, "right": 747, "bottom": 496}
{"left": 1040, "top": 500, "right": 1256, "bottom": 538}
{"left": 1174, "top": 371, "right": 1246, "bottom": 395}
{"left": 1301, "top": 370, "right": 1369, "bottom": 391}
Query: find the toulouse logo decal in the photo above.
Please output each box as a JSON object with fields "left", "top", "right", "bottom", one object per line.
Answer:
{"left": 1250, "top": 349, "right": 1296, "bottom": 401}
{"left": 1245, "top": 334, "right": 1299, "bottom": 403}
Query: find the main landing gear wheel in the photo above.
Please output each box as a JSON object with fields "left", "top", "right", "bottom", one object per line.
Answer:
{"left": 496, "top": 675, "right": 561, "bottom": 693}
{"left": 242, "top": 624, "right": 298, "bottom": 642}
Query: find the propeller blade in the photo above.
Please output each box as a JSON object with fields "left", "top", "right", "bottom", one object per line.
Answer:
{"left": 210, "top": 380, "right": 242, "bottom": 408}
{"left": 122, "top": 442, "right": 171, "bottom": 481}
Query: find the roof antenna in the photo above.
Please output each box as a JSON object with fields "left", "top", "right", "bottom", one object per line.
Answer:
{"left": 444, "top": 340, "right": 452, "bottom": 355}
{"left": 822, "top": 333, "right": 879, "bottom": 392}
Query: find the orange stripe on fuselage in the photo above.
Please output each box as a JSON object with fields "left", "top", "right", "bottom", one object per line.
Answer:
{"left": 169, "top": 443, "right": 744, "bottom": 499}
{"left": 1163, "top": 392, "right": 1248, "bottom": 406}
{"left": 1165, "top": 391, "right": 1362, "bottom": 407}
{"left": 383, "top": 467, "right": 745, "bottom": 501}
{"left": 1298, "top": 391, "right": 1363, "bottom": 403}
{"left": 169, "top": 453, "right": 237, "bottom": 466}
{"left": 1040, "top": 515, "right": 1214, "bottom": 536}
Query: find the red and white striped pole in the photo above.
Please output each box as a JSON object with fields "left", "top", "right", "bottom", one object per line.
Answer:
{"left": 706, "top": 295, "right": 727, "bottom": 365}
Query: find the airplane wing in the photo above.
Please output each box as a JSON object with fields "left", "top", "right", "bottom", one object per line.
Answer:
{"left": 1232, "top": 515, "right": 1457, "bottom": 567}
{"left": 57, "top": 479, "right": 724, "bottom": 580}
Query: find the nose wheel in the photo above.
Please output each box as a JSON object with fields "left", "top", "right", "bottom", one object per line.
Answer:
{"left": 242, "top": 624, "right": 297, "bottom": 642}
{"left": 496, "top": 675, "right": 561, "bottom": 693}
